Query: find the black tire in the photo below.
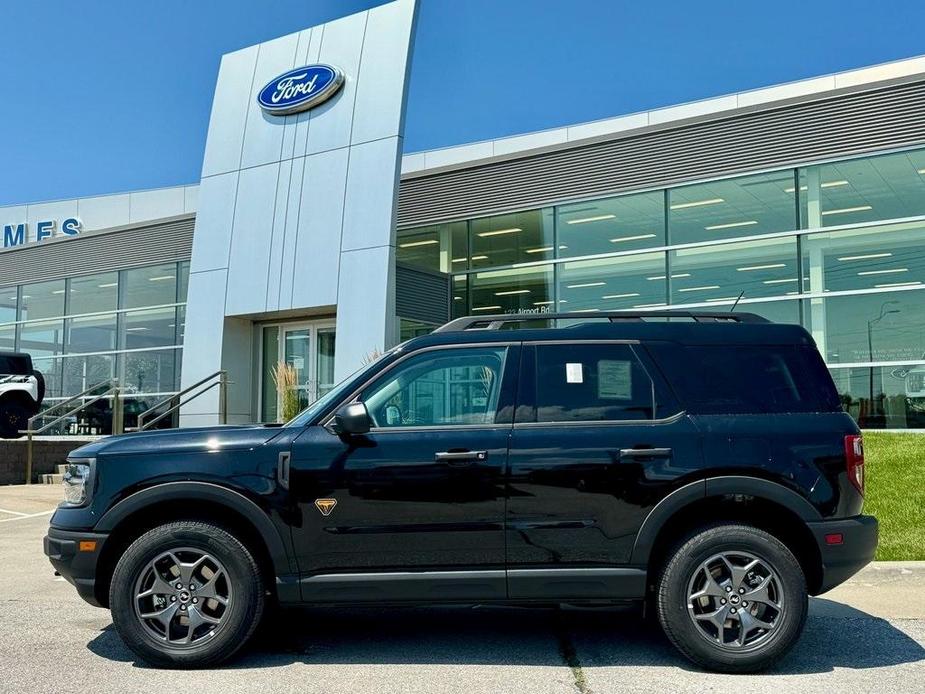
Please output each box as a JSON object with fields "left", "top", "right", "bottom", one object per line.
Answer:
{"left": 656, "top": 523, "right": 808, "bottom": 673}
{"left": 109, "top": 521, "right": 265, "bottom": 668}
{"left": 0, "top": 399, "right": 28, "bottom": 439}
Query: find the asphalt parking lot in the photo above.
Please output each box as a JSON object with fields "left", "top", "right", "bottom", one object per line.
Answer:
{"left": 1, "top": 485, "right": 923, "bottom": 694}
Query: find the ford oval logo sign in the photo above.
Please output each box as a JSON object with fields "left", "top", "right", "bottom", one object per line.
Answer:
{"left": 257, "top": 64, "right": 344, "bottom": 116}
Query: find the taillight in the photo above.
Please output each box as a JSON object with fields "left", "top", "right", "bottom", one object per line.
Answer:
{"left": 844, "top": 434, "right": 865, "bottom": 496}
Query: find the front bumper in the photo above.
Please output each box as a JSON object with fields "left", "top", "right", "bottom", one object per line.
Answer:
{"left": 807, "top": 514, "right": 878, "bottom": 594}
{"left": 44, "top": 527, "right": 109, "bottom": 607}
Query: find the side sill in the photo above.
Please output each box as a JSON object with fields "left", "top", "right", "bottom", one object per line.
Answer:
{"left": 508, "top": 567, "right": 647, "bottom": 600}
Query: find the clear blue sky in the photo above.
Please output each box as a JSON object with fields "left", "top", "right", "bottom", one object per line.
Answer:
{"left": 2, "top": 0, "right": 924, "bottom": 206}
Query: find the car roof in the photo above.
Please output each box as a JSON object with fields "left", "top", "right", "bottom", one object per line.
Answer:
{"left": 401, "top": 315, "right": 815, "bottom": 351}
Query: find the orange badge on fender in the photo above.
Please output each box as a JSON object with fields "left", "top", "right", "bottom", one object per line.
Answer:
{"left": 314, "top": 498, "right": 337, "bottom": 516}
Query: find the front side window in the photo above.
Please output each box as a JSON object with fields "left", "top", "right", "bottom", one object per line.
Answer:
{"left": 361, "top": 347, "right": 508, "bottom": 428}
{"left": 533, "top": 343, "right": 655, "bottom": 422}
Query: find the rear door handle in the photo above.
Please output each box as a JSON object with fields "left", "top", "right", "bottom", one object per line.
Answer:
{"left": 619, "top": 447, "right": 673, "bottom": 460}
{"left": 435, "top": 450, "right": 488, "bottom": 466}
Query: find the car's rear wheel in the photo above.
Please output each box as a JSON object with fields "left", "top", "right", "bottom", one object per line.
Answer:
{"left": 109, "top": 521, "right": 264, "bottom": 668}
{"left": 656, "top": 523, "right": 808, "bottom": 673}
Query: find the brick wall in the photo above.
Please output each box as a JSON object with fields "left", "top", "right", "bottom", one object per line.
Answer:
{"left": 0, "top": 439, "right": 97, "bottom": 485}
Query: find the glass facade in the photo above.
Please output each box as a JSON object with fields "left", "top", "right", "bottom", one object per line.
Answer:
{"left": 0, "top": 261, "right": 189, "bottom": 429}
{"left": 397, "top": 147, "right": 925, "bottom": 429}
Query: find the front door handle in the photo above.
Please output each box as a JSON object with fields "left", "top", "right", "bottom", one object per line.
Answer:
{"left": 435, "top": 450, "right": 488, "bottom": 466}
{"left": 619, "top": 447, "right": 673, "bottom": 460}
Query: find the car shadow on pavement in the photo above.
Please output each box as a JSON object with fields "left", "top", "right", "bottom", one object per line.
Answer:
{"left": 86, "top": 598, "right": 924, "bottom": 674}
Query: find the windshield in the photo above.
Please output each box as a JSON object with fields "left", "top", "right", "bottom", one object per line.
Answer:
{"left": 285, "top": 350, "right": 395, "bottom": 427}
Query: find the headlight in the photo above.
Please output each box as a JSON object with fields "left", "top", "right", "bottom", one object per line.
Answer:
{"left": 62, "top": 458, "right": 94, "bottom": 506}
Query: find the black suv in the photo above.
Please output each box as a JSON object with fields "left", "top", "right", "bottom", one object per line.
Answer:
{"left": 44, "top": 311, "right": 877, "bottom": 672}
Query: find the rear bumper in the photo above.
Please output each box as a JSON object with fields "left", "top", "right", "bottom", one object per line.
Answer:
{"left": 807, "top": 514, "right": 878, "bottom": 595}
{"left": 44, "top": 526, "right": 109, "bottom": 607}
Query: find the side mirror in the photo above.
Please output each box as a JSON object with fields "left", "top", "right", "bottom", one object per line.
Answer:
{"left": 333, "top": 402, "right": 371, "bottom": 435}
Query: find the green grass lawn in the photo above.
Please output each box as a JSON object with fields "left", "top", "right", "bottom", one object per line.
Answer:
{"left": 863, "top": 431, "right": 925, "bottom": 561}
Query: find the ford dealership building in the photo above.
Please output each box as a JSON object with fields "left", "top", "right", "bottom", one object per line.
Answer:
{"left": 2, "top": 0, "right": 925, "bottom": 429}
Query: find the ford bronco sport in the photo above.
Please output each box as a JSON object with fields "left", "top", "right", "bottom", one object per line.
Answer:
{"left": 44, "top": 311, "right": 878, "bottom": 672}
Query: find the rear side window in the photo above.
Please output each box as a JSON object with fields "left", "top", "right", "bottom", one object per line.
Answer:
{"left": 532, "top": 343, "right": 655, "bottom": 422}
{"left": 653, "top": 344, "right": 841, "bottom": 414}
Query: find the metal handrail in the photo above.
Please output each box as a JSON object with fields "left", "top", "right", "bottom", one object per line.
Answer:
{"left": 20, "top": 379, "right": 122, "bottom": 484}
{"left": 134, "top": 370, "right": 228, "bottom": 431}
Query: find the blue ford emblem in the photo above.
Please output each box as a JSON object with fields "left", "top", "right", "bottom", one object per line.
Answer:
{"left": 257, "top": 64, "right": 344, "bottom": 116}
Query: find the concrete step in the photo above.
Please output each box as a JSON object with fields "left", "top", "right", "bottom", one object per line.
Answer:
{"left": 41, "top": 473, "right": 64, "bottom": 485}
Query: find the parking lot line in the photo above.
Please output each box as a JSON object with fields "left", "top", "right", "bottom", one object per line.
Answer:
{"left": 0, "top": 510, "right": 54, "bottom": 523}
{"left": 0, "top": 508, "right": 30, "bottom": 516}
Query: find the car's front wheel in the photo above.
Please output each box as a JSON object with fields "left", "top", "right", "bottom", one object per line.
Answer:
{"left": 109, "top": 521, "right": 265, "bottom": 668}
{"left": 656, "top": 523, "right": 808, "bottom": 673}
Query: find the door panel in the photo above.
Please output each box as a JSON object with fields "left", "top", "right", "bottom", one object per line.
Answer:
{"left": 287, "top": 344, "right": 519, "bottom": 602}
{"left": 506, "top": 342, "right": 702, "bottom": 599}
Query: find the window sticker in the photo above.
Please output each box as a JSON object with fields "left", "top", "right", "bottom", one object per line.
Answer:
{"left": 566, "top": 362, "right": 584, "bottom": 384}
{"left": 598, "top": 360, "right": 632, "bottom": 400}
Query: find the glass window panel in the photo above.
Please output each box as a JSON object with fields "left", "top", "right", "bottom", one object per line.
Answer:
{"left": 451, "top": 274, "right": 468, "bottom": 319}
{"left": 470, "top": 264, "right": 554, "bottom": 315}
{"left": 68, "top": 272, "right": 118, "bottom": 315}
{"left": 261, "top": 326, "right": 279, "bottom": 423}
{"left": 557, "top": 191, "right": 664, "bottom": 257}
{"left": 361, "top": 347, "right": 507, "bottom": 427}
{"left": 668, "top": 171, "right": 798, "bottom": 245}
{"left": 123, "top": 263, "right": 179, "bottom": 309}
{"left": 803, "top": 290, "right": 925, "bottom": 364}
{"left": 31, "top": 357, "right": 63, "bottom": 399}
{"left": 399, "top": 319, "right": 436, "bottom": 342}
{"left": 0, "top": 287, "right": 16, "bottom": 324}
{"left": 799, "top": 149, "right": 925, "bottom": 228}
{"left": 316, "top": 328, "right": 336, "bottom": 397}
{"left": 62, "top": 354, "right": 116, "bottom": 394}
{"left": 66, "top": 313, "right": 117, "bottom": 354}
{"left": 725, "top": 299, "right": 800, "bottom": 325}
{"left": 0, "top": 325, "right": 14, "bottom": 351}
{"left": 559, "top": 252, "right": 666, "bottom": 312}
{"left": 20, "top": 279, "right": 65, "bottom": 321}
{"left": 831, "top": 365, "right": 925, "bottom": 429}
{"left": 800, "top": 220, "right": 925, "bottom": 294}
{"left": 670, "top": 236, "right": 798, "bottom": 303}
{"left": 178, "top": 261, "right": 190, "bottom": 302}
{"left": 177, "top": 306, "right": 186, "bottom": 344}
{"left": 123, "top": 307, "right": 179, "bottom": 350}
{"left": 19, "top": 319, "right": 64, "bottom": 358}
{"left": 396, "top": 222, "right": 467, "bottom": 272}
{"left": 535, "top": 343, "right": 654, "bottom": 422}
{"left": 122, "top": 349, "right": 178, "bottom": 394}
{"left": 470, "top": 209, "right": 554, "bottom": 269}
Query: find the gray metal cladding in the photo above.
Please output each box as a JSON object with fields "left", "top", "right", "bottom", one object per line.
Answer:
{"left": 396, "top": 81, "right": 925, "bottom": 227}
{"left": 0, "top": 216, "right": 194, "bottom": 288}
{"left": 396, "top": 263, "right": 449, "bottom": 324}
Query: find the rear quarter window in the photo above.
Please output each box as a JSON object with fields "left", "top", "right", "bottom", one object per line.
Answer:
{"left": 650, "top": 344, "right": 841, "bottom": 415}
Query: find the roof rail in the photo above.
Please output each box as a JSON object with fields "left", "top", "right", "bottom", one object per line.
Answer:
{"left": 433, "top": 310, "right": 770, "bottom": 333}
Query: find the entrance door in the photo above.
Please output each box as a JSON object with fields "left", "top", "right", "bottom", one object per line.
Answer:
{"left": 260, "top": 321, "right": 336, "bottom": 423}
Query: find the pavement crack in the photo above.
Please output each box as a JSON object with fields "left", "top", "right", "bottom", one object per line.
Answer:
{"left": 555, "top": 611, "right": 590, "bottom": 694}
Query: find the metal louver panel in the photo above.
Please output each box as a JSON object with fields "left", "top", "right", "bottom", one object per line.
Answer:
{"left": 395, "top": 263, "right": 449, "bottom": 324}
{"left": 0, "top": 215, "right": 194, "bottom": 287}
{"left": 397, "top": 81, "right": 925, "bottom": 227}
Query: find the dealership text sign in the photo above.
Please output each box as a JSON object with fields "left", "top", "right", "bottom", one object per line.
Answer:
{"left": 2, "top": 218, "right": 81, "bottom": 249}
